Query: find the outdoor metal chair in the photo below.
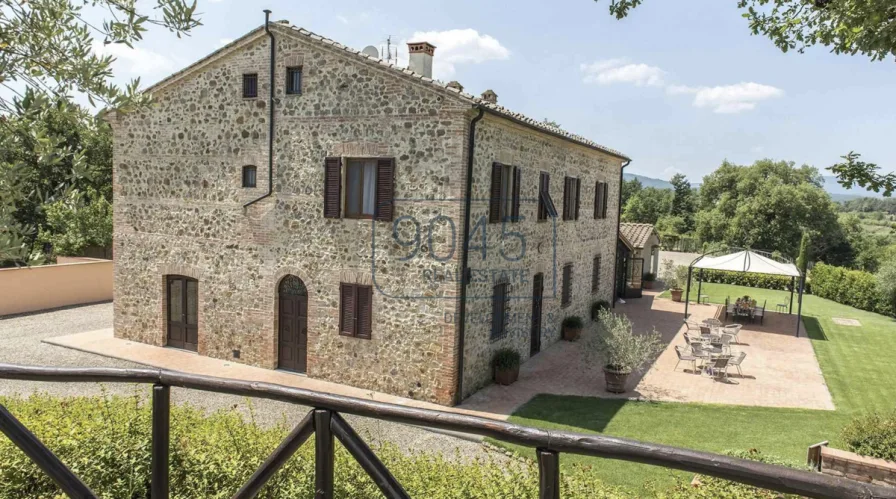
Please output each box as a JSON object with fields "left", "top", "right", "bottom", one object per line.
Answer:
{"left": 754, "top": 300, "right": 766, "bottom": 325}
{"left": 699, "top": 325, "right": 712, "bottom": 335}
{"left": 719, "top": 333, "right": 735, "bottom": 353}
{"left": 674, "top": 346, "right": 699, "bottom": 374}
{"left": 684, "top": 319, "right": 702, "bottom": 332}
{"left": 709, "top": 356, "right": 732, "bottom": 381}
{"left": 723, "top": 324, "right": 743, "bottom": 344}
{"left": 728, "top": 351, "right": 747, "bottom": 377}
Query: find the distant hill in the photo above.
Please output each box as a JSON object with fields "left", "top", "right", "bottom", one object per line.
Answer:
{"left": 623, "top": 173, "right": 673, "bottom": 190}
{"left": 625, "top": 172, "right": 882, "bottom": 201}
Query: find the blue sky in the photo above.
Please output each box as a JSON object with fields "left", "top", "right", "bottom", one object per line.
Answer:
{"left": 89, "top": 0, "right": 895, "bottom": 183}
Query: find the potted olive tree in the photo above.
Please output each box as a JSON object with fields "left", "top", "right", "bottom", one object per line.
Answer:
{"left": 660, "top": 259, "right": 684, "bottom": 302}
{"left": 562, "top": 316, "right": 584, "bottom": 341}
{"left": 587, "top": 308, "right": 664, "bottom": 393}
{"left": 643, "top": 272, "right": 656, "bottom": 289}
{"left": 591, "top": 300, "right": 610, "bottom": 321}
{"left": 492, "top": 348, "right": 521, "bottom": 385}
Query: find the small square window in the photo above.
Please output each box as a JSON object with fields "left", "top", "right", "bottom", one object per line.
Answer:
{"left": 242, "top": 165, "right": 257, "bottom": 188}
{"left": 286, "top": 67, "right": 302, "bottom": 95}
{"left": 243, "top": 74, "right": 258, "bottom": 98}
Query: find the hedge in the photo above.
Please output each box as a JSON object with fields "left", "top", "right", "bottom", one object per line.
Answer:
{"left": 840, "top": 410, "right": 896, "bottom": 462}
{"left": 0, "top": 394, "right": 804, "bottom": 498}
{"left": 694, "top": 269, "right": 795, "bottom": 291}
{"left": 810, "top": 262, "right": 894, "bottom": 317}
{"left": 0, "top": 393, "right": 629, "bottom": 499}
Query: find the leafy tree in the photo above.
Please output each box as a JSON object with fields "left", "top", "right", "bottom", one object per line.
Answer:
{"left": 622, "top": 186, "right": 672, "bottom": 225}
{"left": 696, "top": 159, "right": 846, "bottom": 263}
{"left": 597, "top": 0, "right": 896, "bottom": 62}
{"left": 0, "top": 1, "right": 200, "bottom": 264}
{"left": 876, "top": 259, "right": 896, "bottom": 314}
{"left": 669, "top": 173, "right": 695, "bottom": 232}
{"left": 655, "top": 214, "right": 688, "bottom": 235}
{"left": 38, "top": 188, "right": 112, "bottom": 257}
{"left": 621, "top": 177, "right": 642, "bottom": 208}
{"left": 796, "top": 232, "right": 810, "bottom": 275}
{"left": 829, "top": 151, "right": 895, "bottom": 198}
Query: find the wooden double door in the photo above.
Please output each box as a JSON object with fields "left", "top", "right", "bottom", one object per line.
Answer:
{"left": 166, "top": 276, "right": 198, "bottom": 352}
{"left": 277, "top": 275, "right": 308, "bottom": 373}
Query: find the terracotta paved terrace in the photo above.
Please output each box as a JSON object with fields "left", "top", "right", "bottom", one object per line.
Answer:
{"left": 461, "top": 290, "right": 834, "bottom": 416}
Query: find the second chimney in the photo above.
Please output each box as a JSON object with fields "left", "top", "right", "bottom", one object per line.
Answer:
{"left": 407, "top": 42, "right": 436, "bottom": 78}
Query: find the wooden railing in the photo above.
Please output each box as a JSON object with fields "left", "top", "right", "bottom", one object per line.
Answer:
{"left": 0, "top": 364, "right": 891, "bottom": 499}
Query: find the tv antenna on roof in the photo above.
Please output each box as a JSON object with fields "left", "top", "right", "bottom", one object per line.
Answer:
{"left": 380, "top": 35, "right": 398, "bottom": 64}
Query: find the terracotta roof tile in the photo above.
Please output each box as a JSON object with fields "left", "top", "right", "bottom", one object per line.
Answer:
{"left": 619, "top": 223, "right": 658, "bottom": 249}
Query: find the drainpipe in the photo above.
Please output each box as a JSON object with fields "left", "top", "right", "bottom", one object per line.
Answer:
{"left": 454, "top": 106, "right": 485, "bottom": 406}
{"left": 611, "top": 159, "right": 632, "bottom": 307}
{"left": 244, "top": 9, "right": 275, "bottom": 209}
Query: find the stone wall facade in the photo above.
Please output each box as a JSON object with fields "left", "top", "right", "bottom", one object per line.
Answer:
{"left": 110, "top": 23, "right": 624, "bottom": 405}
{"left": 461, "top": 115, "right": 622, "bottom": 397}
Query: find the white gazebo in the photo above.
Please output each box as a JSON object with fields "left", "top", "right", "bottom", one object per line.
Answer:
{"left": 684, "top": 249, "right": 806, "bottom": 336}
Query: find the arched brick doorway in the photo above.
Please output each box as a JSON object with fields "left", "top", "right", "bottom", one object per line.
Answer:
{"left": 277, "top": 275, "right": 308, "bottom": 373}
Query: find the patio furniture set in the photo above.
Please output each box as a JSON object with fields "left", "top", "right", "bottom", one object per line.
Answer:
{"left": 724, "top": 296, "right": 767, "bottom": 324}
{"left": 676, "top": 318, "right": 747, "bottom": 382}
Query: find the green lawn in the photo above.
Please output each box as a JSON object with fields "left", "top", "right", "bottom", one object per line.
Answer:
{"left": 494, "top": 283, "right": 896, "bottom": 492}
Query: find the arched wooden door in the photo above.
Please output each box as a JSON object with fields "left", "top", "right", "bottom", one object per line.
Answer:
{"left": 277, "top": 275, "right": 308, "bottom": 373}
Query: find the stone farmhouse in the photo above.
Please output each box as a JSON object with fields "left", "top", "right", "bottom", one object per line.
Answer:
{"left": 106, "top": 13, "right": 630, "bottom": 406}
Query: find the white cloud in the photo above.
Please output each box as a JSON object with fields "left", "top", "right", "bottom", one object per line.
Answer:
{"left": 399, "top": 29, "right": 510, "bottom": 79}
{"left": 218, "top": 38, "right": 234, "bottom": 47}
{"left": 93, "top": 42, "right": 176, "bottom": 79}
{"left": 667, "top": 82, "right": 784, "bottom": 114}
{"left": 337, "top": 15, "right": 349, "bottom": 24}
{"left": 580, "top": 58, "right": 665, "bottom": 87}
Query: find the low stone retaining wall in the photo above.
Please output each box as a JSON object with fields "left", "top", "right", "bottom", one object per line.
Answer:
{"left": 808, "top": 441, "right": 896, "bottom": 487}
{"left": 0, "top": 259, "right": 112, "bottom": 316}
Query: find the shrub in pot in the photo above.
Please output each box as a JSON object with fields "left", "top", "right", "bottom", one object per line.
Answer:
{"left": 591, "top": 300, "right": 610, "bottom": 321}
{"left": 660, "top": 259, "right": 686, "bottom": 302}
{"left": 492, "top": 348, "right": 521, "bottom": 385}
{"left": 643, "top": 272, "right": 656, "bottom": 289}
{"left": 586, "top": 308, "right": 664, "bottom": 393}
{"left": 562, "top": 316, "right": 584, "bottom": 341}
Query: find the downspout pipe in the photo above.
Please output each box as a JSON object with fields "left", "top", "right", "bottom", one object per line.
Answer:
{"left": 244, "top": 9, "right": 275, "bottom": 209}
{"left": 611, "top": 159, "right": 632, "bottom": 307}
{"left": 454, "top": 106, "right": 485, "bottom": 406}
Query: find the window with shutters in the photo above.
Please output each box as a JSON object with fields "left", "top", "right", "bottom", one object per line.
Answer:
{"left": 242, "top": 73, "right": 258, "bottom": 98}
{"left": 323, "top": 157, "right": 394, "bottom": 221}
{"left": 561, "top": 263, "right": 573, "bottom": 308}
{"left": 594, "top": 181, "right": 609, "bottom": 219}
{"left": 538, "top": 172, "right": 558, "bottom": 221}
{"left": 491, "top": 281, "right": 509, "bottom": 340}
{"left": 286, "top": 67, "right": 302, "bottom": 95}
{"left": 242, "top": 165, "right": 257, "bottom": 188}
{"left": 592, "top": 256, "right": 601, "bottom": 294}
{"left": 562, "top": 177, "right": 580, "bottom": 221}
{"left": 339, "top": 283, "right": 372, "bottom": 339}
{"left": 489, "top": 162, "right": 521, "bottom": 224}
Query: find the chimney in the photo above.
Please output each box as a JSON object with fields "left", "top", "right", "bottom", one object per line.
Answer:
{"left": 446, "top": 80, "right": 464, "bottom": 92}
{"left": 481, "top": 89, "right": 497, "bottom": 104}
{"left": 407, "top": 42, "right": 436, "bottom": 78}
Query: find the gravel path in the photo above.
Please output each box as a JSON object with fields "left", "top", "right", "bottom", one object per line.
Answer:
{"left": 0, "top": 303, "right": 502, "bottom": 462}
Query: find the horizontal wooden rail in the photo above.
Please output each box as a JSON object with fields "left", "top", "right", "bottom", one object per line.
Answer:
{"left": 0, "top": 364, "right": 892, "bottom": 499}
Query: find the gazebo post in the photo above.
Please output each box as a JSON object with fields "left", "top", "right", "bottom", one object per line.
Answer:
{"left": 795, "top": 273, "right": 805, "bottom": 337}
{"left": 789, "top": 277, "right": 795, "bottom": 314}
{"left": 696, "top": 270, "right": 703, "bottom": 306}
{"left": 684, "top": 267, "right": 693, "bottom": 319}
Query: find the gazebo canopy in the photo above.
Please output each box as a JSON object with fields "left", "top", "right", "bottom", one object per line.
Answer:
{"left": 691, "top": 250, "right": 801, "bottom": 277}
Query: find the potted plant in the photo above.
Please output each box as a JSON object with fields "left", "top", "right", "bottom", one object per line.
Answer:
{"left": 591, "top": 300, "right": 610, "bottom": 321}
{"left": 492, "top": 348, "right": 521, "bottom": 385}
{"left": 562, "top": 316, "right": 584, "bottom": 341}
{"left": 660, "top": 259, "right": 685, "bottom": 302}
{"left": 643, "top": 272, "right": 656, "bottom": 289}
{"left": 587, "top": 309, "right": 665, "bottom": 393}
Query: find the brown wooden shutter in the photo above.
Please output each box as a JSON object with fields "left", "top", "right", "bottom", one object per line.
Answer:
{"left": 339, "top": 283, "right": 354, "bottom": 335}
{"left": 562, "top": 177, "right": 569, "bottom": 221}
{"left": 489, "top": 162, "right": 502, "bottom": 223}
{"left": 511, "top": 166, "right": 521, "bottom": 221}
{"left": 357, "top": 286, "right": 372, "bottom": 339}
{"left": 592, "top": 256, "right": 600, "bottom": 293}
{"left": 574, "top": 178, "right": 581, "bottom": 220}
{"left": 375, "top": 158, "right": 395, "bottom": 221}
{"left": 594, "top": 181, "right": 601, "bottom": 219}
{"left": 562, "top": 264, "right": 572, "bottom": 306}
{"left": 324, "top": 158, "right": 342, "bottom": 219}
{"left": 602, "top": 182, "right": 609, "bottom": 219}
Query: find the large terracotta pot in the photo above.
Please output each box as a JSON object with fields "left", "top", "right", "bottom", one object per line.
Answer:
{"left": 670, "top": 289, "right": 683, "bottom": 302}
{"left": 562, "top": 326, "right": 582, "bottom": 341}
{"left": 494, "top": 366, "right": 519, "bottom": 386}
{"left": 604, "top": 366, "right": 632, "bottom": 393}
{"left": 643, "top": 280, "right": 654, "bottom": 289}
